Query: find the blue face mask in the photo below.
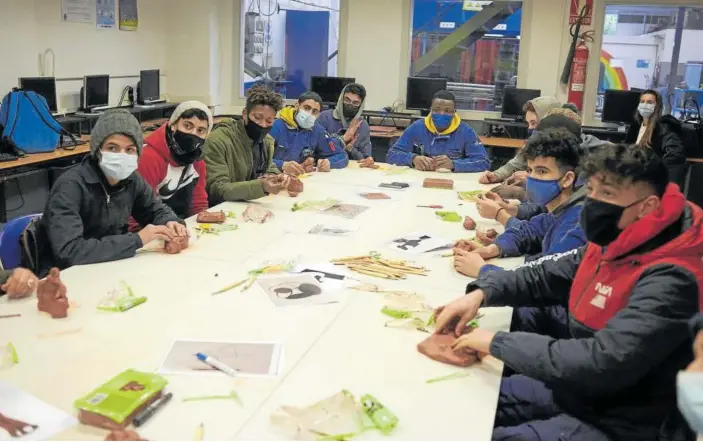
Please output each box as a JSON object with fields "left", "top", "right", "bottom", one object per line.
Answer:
{"left": 526, "top": 175, "right": 564, "bottom": 206}
{"left": 678, "top": 371, "right": 703, "bottom": 433}
{"left": 527, "top": 128, "right": 535, "bottom": 137}
{"left": 431, "top": 113, "right": 453, "bottom": 131}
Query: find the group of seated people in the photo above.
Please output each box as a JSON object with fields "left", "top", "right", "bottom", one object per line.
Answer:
{"left": 1, "top": 82, "right": 700, "bottom": 441}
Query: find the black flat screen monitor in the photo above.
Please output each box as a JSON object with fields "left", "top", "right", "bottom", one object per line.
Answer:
{"left": 84, "top": 75, "right": 110, "bottom": 109}
{"left": 502, "top": 87, "right": 541, "bottom": 118}
{"left": 139, "top": 69, "right": 161, "bottom": 104}
{"left": 406, "top": 77, "right": 448, "bottom": 110}
{"left": 602, "top": 89, "right": 641, "bottom": 124}
{"left": 310, "top": 76, "right": 355, "bottom": 104}
{"left": 19, "top": 77, "right": 58, "bottom": 112}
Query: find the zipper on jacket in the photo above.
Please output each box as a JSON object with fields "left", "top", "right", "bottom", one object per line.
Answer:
{"left": 573, "top": 260, "right": 602, "bottom": 311}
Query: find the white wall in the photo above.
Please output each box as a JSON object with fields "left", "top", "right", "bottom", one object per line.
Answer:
{"left": 0, "top": 0, "right": 168, "bottom": 112}
{"left": 602, "top": 35, "right": 658, "bottom": 89}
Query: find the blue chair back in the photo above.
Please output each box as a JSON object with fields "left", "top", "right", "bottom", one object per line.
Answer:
{"left": 0, "top": 214, "right": 41, "bottom": 270}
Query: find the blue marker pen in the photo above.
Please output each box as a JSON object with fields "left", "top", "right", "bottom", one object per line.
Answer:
{"left": 195, "top": 353, "right": 238, "bottom": 377}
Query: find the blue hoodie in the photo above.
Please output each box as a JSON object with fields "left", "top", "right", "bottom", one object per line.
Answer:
{"left": 316, "top": 83, "right": 372, "bottom": 160}
{"left": 479, "top": 194, "right": 586, "bottom": 276}
{"left": 269, "top": 107, "right": 349, "bottom": 170}
{"left": 386, "top": 114, "right": 489, "bottom": 173}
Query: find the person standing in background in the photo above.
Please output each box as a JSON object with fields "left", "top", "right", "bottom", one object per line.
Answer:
{"left": 626, "top": 89, "right": 686, "bottom": 187}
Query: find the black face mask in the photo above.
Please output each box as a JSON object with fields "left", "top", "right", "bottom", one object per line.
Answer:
{"left": 580, "top": 196, "right": 644, "bottom": 247}
{"left": 342, "top": 104, "right": 360, "bottom": 119}
{"left": 167, "top": 127, "right": 205, "bottom": 166}
{"left": 244, "top": 115, "right": 271, "bottom": 142}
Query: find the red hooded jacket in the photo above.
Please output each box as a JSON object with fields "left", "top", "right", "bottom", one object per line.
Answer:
{"left": 130, "top": 124, "right": 208, "bottom": 230}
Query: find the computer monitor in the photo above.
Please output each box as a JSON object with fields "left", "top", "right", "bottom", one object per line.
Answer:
{"left": 602, "top": 89, "right": 641, "bottom": 125}
{"left": 83, "top": 75, "right": 110, "bottom": 110}
{"left": 310, "top": 76, "right": 355, "bottom": 104}
{"left": 405, "top": 77, "right": 448, "bottom": 111}
{"left": 501, "top": 87, "right": 541, "bottom": 119}
{"left": 19, "top": 77, "right": 58, "bottom": 112}
{"left": 138, "top": 69, "right": 161, "bottom": 104}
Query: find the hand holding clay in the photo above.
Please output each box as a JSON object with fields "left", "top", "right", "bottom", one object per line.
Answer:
{"left": 417, "top": 333, "right": 480, "bottom": 367}
{"left": 478, "top": 171, "right": 499, "bottom": 184}
{"left": 282, "top": 161, "right": 305, "bottom": 176}
{"left": 317, "top": 159, "right": 331, "bottom": 173}
{"left": 164, "top": 235, "right": 189, "bottom": 254}
{"left": 1, "top": 268, "right": 38, "bottom": 299}
{"left": 37, "top": 268, "right": 69, "bottom": 319}
{"left": 359, "top": 157, "right": 378, "bottom": 169}
{"left": 412, "top": 155, "right": 435, "bottom": 171}
{"left": 287, "top": 176, "right": 304, "bottom": 197}
{"left": 434, "top": 155, "right": 454, "bottom": 171}
{"left": 302, "top": 157, "right": 316, "bottom": 173}
{"left": 476, "top": 229, "right": 498, "bottom": 245}
{"left": 138, "top": 225, "right": 174, "bottom": 246}
{"left": 261, "top": 175, "right": 286, "bottom": 195}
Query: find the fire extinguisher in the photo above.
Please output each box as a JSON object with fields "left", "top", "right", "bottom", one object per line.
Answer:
{"left": 567, "top": 35, "right": 591, "bottom": 112}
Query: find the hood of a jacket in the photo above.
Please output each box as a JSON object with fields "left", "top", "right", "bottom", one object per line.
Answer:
{"left": 144, "top": 123, "right": 180, "bottom": 167}
{"left": 332, "top": 84, "right": 366, "bottom": 129}
{"left": 580, "top": 134, "right": 610, "bottom": 149}
{"left": 424, "top": 113, "right": 461, "bottom": 135}
{"left": 553, "top": 185, "right": 587, "bottom": 217}
{"left": 279, "top": 106, "right": 300, "bottom": 130}
{"left": 529, "top": 96, "right": 562, "bottom": 120}
{"left": 602, "top": 183, "right": 703, "bottom": 261}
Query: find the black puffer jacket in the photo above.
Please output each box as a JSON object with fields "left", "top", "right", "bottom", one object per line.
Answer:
{"left": 626, "top": 115, "right": 686, "bottom": 186}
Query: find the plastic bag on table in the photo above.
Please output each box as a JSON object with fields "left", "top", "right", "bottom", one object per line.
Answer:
{"left": 291, "top": 199, "right": 339, "bottom": 213}
{"left": 96, "top": 281, "right": 147, "bottom": 312}
{"left": 0, "top": 342, "right": 18, "bottom": 369}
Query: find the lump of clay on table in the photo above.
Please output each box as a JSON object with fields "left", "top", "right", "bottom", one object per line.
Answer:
{"left": 37, "top": 267, "right": 69, "bottom": 319}
{"left": 164, "top": 235, "right": 189, "bottom": 254}
{"left": 417, "top": 334, "right": 480, "bottom": 367}
{"left": 287, "top": 176, "right": 304, "bottom": 197}
{"left": 423, "top": 178, "right": 454, "bottom": 190}
{"left": 196, "top": 210, "right": 226, "bottom": 224}
{"left": 243, "top": 204, "right": 274, "bottom": 224}
{"left": 463, "top": 216, "right": 476, "bottom": 230}
{"left": 105, "top": 430, "right": 147, "bottom": 441}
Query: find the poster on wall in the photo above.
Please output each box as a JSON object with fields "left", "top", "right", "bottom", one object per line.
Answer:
{"left": 118, "top": 0, "right": 138, "bottom": 31}
{"left": 569, "top": 0, "right": 593, "bottom": 25}
{"left": 62, "top": 0, "right": 93, "bottom": 23}
{"left": 96, "top": 0, "right": 115, "bottom": 29}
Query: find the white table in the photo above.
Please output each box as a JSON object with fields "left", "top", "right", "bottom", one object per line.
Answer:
{"left": 0, "top": 163, "right": 522, "bottom": 440}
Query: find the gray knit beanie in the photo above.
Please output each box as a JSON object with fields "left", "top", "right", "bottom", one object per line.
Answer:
{"left": 90, "top": 109, "right": 144, "bottom": 157}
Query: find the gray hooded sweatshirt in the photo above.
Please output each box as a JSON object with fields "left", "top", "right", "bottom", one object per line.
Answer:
{"left": 317, "top": 84, "right": 372, "bottom": 160}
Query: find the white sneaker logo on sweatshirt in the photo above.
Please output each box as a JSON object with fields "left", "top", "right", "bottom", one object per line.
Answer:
{"left": 590, "top": 282, "right": 613, "bottom": 309}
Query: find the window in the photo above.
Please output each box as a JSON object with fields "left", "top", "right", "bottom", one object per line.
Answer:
{"left": 409, "top": 0, "right": 522, "bottom": 111}
{"left": 595, "top": 5, "right": 703, "bottom": 121}
{"left": 240, "top": 0, "right": 340, "bottom": 99}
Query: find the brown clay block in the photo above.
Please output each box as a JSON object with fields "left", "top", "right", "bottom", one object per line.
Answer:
{"left": 164, "top": 236, "right": 188, "bottom": 254}
{"left": 196, "top": 211, "right": 226, "bottom": 224}
{"left": 463, "top": 216, "right": 476, "bottom": 230}
{"left": 105, "top": 430, "right": 147, "bottom": 441}
{"left": 423, "top": 178, "right": 454, "bottom": 190}
{"left": 78, "top": 391, "right": 163, "bottom": 430}
{"left": 37, "top": 268, "right": 69, "bottom": 319}
{"left": 417, "top": 334, "right": 479, "bottom": 367}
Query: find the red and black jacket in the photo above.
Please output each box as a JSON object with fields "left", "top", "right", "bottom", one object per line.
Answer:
{"left": 470, "top": 183, "right": 703, "bottom": 440}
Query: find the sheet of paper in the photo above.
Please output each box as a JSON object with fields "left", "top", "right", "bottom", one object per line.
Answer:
{"left": 0, "top": 381, "right": 77, "bottom": 441}
{"left": 61, "top": 0, "right": 93, "bottom": 23}
{"left": 321, "top": 204, "right": 369, "bottom": 220}
{"left": 158, "top": 340, "right": 283, "bottom": 378}
{"left": 96, "top": 0, "right": 115, "bottom": 29}
{"left": 385, "top": 232, "right": 452, "bottom": 255}
{"left": 257, "top": 274, "right": 341, "bottom": 308}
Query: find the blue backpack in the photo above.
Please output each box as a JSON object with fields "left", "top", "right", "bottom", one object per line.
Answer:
{"left": 0, "top": 90, "right": 69, "bottom": 153}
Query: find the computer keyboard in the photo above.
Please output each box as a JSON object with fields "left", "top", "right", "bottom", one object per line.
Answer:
{"left": 0, "top": 152, "right": 19, "bottom": 162}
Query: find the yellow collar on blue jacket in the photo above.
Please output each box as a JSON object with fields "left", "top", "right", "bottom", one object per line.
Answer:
{"left": 424, "top": 113, "right": 461, "bottom": 135}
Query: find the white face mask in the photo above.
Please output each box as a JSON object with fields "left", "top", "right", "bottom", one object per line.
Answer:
{"left": 638, "top": 103, "right": 655, "bottom": 119}
{"left": 99, "top": 151, "right": 138, "bottom": 181}
{"left": 295, "top": 109, "right": 317, "bottom": 130}
{"left": 678, "top": 371, "right": 703, "bottom": 434}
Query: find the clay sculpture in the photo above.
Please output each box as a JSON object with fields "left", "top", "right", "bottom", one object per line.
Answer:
{"left": 243, "top": 204, "right": 274, "bottom": 224}
{"left": 417, "top": 334, "right": 479, "bottom": 367}
{"left": 196, "top": 211, "right": 226, "bottom": 224}
{"left": 287, "top": 176, "right": 304, "bottom": 197}
{"left": 164, "top": 236, "right": 188, "bottom": 254}
{"left": 37, "top": 268, "right": 69, "bottom": 319}
{"left": 105, "top": 430, "right": 147, "bottom": 441}
{"left": 463, "top": 216, "right": 476, "bottom": 230}
{"left": 423, "top": 178, "right": 454, "bottom": 190}
{"left": 476, "top": 229, "right": 499, "bottom": 245}
{"left": 0, "top": 412, "right": 38, "bottom": 438}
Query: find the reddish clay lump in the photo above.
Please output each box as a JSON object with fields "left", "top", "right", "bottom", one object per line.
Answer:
{"left": 417, "top": 334, "right": 479, "bottom": 367}
{"left": 463, "top": 216, "right": 476, "bottom": 230}
{"left": 37, "top": 267, "right": 69, "bottom": 319}
{"left": 164, "top": 236, "right": 188, "bottom": 254}
{"left": 196, "top": 211, "right": 226, "bottom": 224}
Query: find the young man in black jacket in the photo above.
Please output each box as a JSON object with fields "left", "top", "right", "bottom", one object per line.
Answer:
{"left": 34, "top": 109, "right": 185, "bottom": 277}
{"left": 435, "top": 144, "right": 703, "bottom": 440}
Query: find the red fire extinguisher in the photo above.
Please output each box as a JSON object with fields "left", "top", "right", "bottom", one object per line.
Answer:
{"left": 567, "top": 36, "right": 590, "bottom": 112}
